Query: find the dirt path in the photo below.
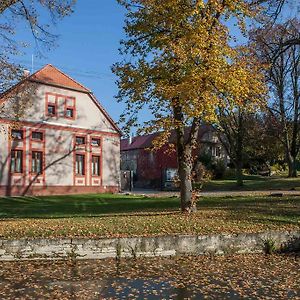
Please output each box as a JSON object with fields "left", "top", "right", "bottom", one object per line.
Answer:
{"left": 126, "top": 189, "right": 300, "bottom": 198}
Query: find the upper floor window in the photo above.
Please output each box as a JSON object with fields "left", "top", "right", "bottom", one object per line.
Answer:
{"left": 76, "top": 136, "right": 85, "bottom": 145}
{"left": 47, "top": 104, "right": 56, "bottom": 116}
{"left": 46, "top": 93, "right": 76, "bottom": 119}
{"left": 65, "top": 108, "right": 74, "bottom": 118}
{"left": 91, "top": 138, "right": 101, "bottom": 147}
{"left": 64, "top": 97, "right": 76, "bottom": 119}
{"left": 11, "top": 150, "right": 23, "bottom": 173}
{"left": 32, "top": 131, "right": 43, "bottom": 141}
{"left": 11, "top": 130, "right": 23, "bottom": 140}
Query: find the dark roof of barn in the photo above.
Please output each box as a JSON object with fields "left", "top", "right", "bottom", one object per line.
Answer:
{"left": 121, "top": 125, "right": 214, "bottom": 151}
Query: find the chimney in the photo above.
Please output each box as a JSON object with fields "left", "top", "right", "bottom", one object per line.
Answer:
{"left": 129, "top": 135, "right": 133, "bottom": 145}
{"left": 23, "top": 70, "right": 30, "bottom": 78}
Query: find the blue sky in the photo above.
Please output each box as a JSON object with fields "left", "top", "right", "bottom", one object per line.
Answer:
{"left": 11, "top": 1, "right": 298, "bottom": 134}
{"left": 13, "top": 0, "right": 127, "bottom": 124}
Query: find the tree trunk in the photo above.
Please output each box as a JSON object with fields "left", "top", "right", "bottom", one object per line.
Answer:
{"left": 235, "top": 110, "right": 244, "bottom": 187}
{"left": 287, "top": 152, "right": 297, "bottom": 178}
{"left": 236, "top": 161, "right": 243, "bottom": 187}
{"left": 177, "top": 145, "right": 196, "bottom": 213}
{"left": 173, "top": 103, "right": 197, "bottom": 213}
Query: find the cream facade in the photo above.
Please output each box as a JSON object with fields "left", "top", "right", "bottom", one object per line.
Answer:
{"left": 0, "top": 65, "right": 120, "bottom": 196}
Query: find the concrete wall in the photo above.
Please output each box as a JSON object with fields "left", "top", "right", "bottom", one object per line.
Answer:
{"left": 0, "top": 231, "right": 299, "bottom": 261}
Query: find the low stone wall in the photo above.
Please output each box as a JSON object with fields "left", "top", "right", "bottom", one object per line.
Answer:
{"left": 0, "top": 231, "right": 299, "bottom": 261}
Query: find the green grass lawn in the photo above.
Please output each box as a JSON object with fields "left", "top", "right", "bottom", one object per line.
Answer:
{"left": 0, "top": 193, "right": 299, "bottom": 239}
{"left": 202, "top": 175, "right": 300, "bottom": 192}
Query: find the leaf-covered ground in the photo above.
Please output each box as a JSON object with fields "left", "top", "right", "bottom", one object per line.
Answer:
{"left": 0, "top": 254, "right": 299, "bottom": 299}
{"left": 202, "top": 175, "right": 300, "bottom": 192}
{"left": 0, "top": 194, "right": 299, "bottom": 239}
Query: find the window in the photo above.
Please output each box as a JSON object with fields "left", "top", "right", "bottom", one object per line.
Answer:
{"left": 91, "top": 138, "right": 100, "bottom": 147}
{"left": 76, "top": 154, "right": 85, "bottom": 175}
{"left": 165, "top": 168, "right": 177, "bottom": 182}
{"left": 92, "top": 156, "right": 100, "bottom": 176}
{"left": 32, "top": 131, "right": 43, "bottom": 141}
{"left": 31, "top": 151, "right": 43, "bottom": 174}
{"left": 65, "top": 108, "right": 74, "bottom": 118}
{"left": 76, "top": 137, "right": 85, "bottom": 145}
{"left": 47, "top": 104, "right": 56, "bottom": 116}
{"left": 11, "top": 150, "right": 23, "bottom": 173}
{"left": 11, "top": 130, "right": 23, "bottom": 140}
{"left": 64, "top": 97, "right": 76, "bottom": 119}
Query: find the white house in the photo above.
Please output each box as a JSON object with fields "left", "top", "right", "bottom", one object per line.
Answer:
{"left": 0, "top": 64, "right": 120, "bottom": 196}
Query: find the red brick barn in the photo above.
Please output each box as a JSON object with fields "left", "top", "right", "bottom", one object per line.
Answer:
{"left": 121, "top": 125, "right": 227, "bottom": 189}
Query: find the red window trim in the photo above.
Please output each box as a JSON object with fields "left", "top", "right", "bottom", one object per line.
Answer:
{"left": 30, "top": 129, "right": 45, "bottom": 143}
{"left": 73, "top": 134, "right": 88, "bottom": 186}
{"left": 75, "top": 135, "right": 86, "bottom": 145}
{"left": 74, "top": 152, "right": 86, "bottom": 177}
{"left": 91, "top": 154, "right": 101, "bottom": 177}
{"left": 64, "top": 97, "right": 76, "bottom": 120}
{"left": 10, "top": 148, "right": 24, "bottom": 174}
{"left": 90, "top": 136, "right": 101, "bottom": 148}
{"left": 45, "top": 93, "right": 58, "bottom": 118}
{"left": 29, "top": 128, "right": 46, "bottom": 186}
{"left": 11, "top": 128, "right": 24, "bottom": 141}
{"left": 30, "top": 149, "right": 45, "bottom": 175}
{"left": 89, "top": 136, "right": 102, "bottom": 186}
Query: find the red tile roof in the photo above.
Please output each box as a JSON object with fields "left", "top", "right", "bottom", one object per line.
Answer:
{"left": 29, "top": 64, "right": 90, "bottom": 92}
{"left": 121, "top": 125, "right": 213, "bottom": 151}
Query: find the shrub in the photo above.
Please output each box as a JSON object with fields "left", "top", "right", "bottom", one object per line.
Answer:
{"left": 193, "top": 162, "right": 213, "bottom": 184}
{"left": 263, "top": 239, "right": 277, "bottom": 255}
{"left": 211, "top": 160, "right": 226, "bottom": 179}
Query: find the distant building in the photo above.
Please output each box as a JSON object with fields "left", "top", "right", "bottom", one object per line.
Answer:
{"left": 0, "top": 64, "right": 120, "bottom": 196}
{"left": 120, "top": 125, "right": 228, "bottom": 189}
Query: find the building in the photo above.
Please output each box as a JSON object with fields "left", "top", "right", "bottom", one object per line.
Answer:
{"left": 120, "top": 126, "right": 228, "bottom": 189}
{"left": 0, "top": 64, "right": 121, "bottom": 196}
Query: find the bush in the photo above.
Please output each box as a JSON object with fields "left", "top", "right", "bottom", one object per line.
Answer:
{"left": 193, "top": 162, "right": 213, "bottom": 183}
{"left": 270, "top": 163, "right": 287, "bottom": 175}
{"left": 263, "top": 239, "right": 277, "bottom": 255}
{"left": 223, "top": 168, "right": 237, "bottom": 179}
{"left": 211, "top": 160, "right": 226, "bottom": 179}
{"left": 194, "top": 154, "right": 226, "bottom": 180}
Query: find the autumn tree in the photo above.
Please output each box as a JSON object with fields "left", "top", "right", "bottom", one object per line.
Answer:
{"left": 254, "top": 0, "right": 300, "bottom": 55}
{"left": 251, "top": 20, "right": 300, "bottom": 177}
{"left": 113, "top": 0, "right": 266, "bottom": 212}
{"left": 0, "top": 0, "right": 76, "bottom": 92}
{"left": 218, "top": 109, "right": 283, "bottom": 185}
{"left": 218, "top": 107, "right": 247, "bottom": 186}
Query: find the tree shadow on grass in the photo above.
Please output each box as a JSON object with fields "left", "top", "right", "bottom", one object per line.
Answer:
{"left": 198, "top": 196, "right": 300, "bottom": 225}
{"left": 0, "top": 194, "right": 181, "bottom": 219}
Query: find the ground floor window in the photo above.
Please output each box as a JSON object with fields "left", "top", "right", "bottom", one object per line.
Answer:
{"left": 31, "top": 151, "right": 43, "bottom": 174}
{"left": 165, "top": 168, "right": 178, "bottom": 182}
{"left": 76, "top": 154, "right": 85, "bottom": 175}
{"left": 92, "top": 156, "right": 100, "bottom": 176}
{"left": 11, "top": 150, "right": 23, "bottom": 173}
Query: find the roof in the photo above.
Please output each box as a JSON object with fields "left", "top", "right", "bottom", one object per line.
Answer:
{"left": 29, "top": 64, "right": 90, "bottom": 92}
{"left": 121, "top": 125, "right": 214, "bottom": 151}
{"left": 0, "top": 64, "right": 121, "bottom": 134}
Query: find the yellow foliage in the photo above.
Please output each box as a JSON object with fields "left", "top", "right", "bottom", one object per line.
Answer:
{"left": 114, "top": 0, "right": 267, "bottom": 145}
